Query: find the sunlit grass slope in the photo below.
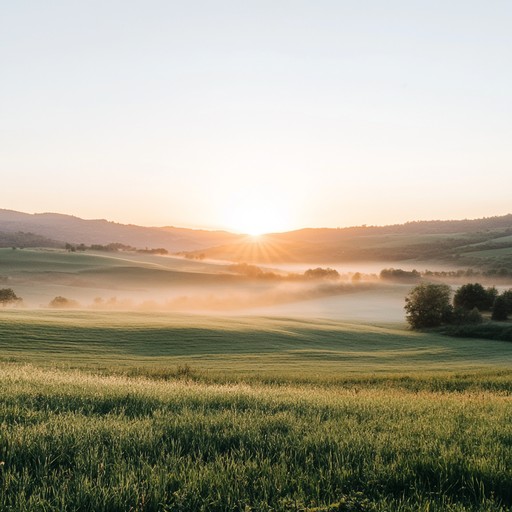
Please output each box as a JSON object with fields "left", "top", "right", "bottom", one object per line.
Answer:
{"left": 1, "top": 310, "right": 512, "bottom": 379}
{"left": 0, "top": 248, "right": 231, "bottom": 290}
{"left": 0, "top": 247, "right": 222, "bottom": 273}
{"left": 0, "top": 364, "right": 511, "bottom": 511}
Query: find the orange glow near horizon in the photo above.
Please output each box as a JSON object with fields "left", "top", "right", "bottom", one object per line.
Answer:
{"left": 223, "top": 235, "right": 297, "bottom": 264}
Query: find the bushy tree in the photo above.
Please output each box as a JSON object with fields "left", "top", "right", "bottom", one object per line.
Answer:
{"left": 453, "top": 283, "right": 495, "bottom": 311}
{"left": 405, "top": 283, "right": 452, "bottom": 329}
{"left": 452, "top": 306, "right": 483, "bottom": 325}
{"left": 48, "top": 296, "right": 79, "bottom": 309}
{"left": 491, "top": 295, "right": 509, "bottom": 321}
{"left": 491, "top": 290, "right": 512, "bottom": 321}
{"left": 485, "top": 286, "right": 499, "bottom": 309}
{"left": 0, "top": 288, "right": 22, "bottom": 307}
{"left": 467, "top": 307, "right": 484, "bottom": 324}
{"left": 501, "top": 289, "right": 512, "bottom": 314}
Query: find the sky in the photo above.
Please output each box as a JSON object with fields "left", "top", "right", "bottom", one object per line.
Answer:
{"left": 1, "top": 1, "right": 511, "bottom": 234}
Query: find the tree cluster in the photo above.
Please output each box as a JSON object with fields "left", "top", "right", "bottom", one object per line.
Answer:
{"left": 48, "top": 296, "right": 79, "bottom": 308}
{"left": 0, "top": 231, "right": 60, "bottom": 249}
{"left": 137, "top": 248, "right": 168, "bottom": 255}
{"left": 380, "top": 268, "right": 420, "bottom": 282}
{"left": 64, "top": 242, "right": 170, "bottom": 254}
{"left": 405, "top": 282, "right": 512, "bottom": 329}
{"left": 0, "top": 288, "right": 22, "bottom": 307}
{"left": 304, "top": 267, "right": 340, "bottom": 280}
{"left": 65, "top": 242, "right": 136, "bottom": 252}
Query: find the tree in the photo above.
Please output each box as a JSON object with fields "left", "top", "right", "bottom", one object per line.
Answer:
{"left": 453, "top": 283, "right": 495, "bottom": 311}
{"left": 404, "top": 283, "right": 452, "bottom": 329}
{"left": 485, "top": 286, "right": 499, "bottom": 310}
{"left": 48, "top": 296, "right": 79, "bottom": 309}
{"left": 452, "top": 306, "right": 483, "bottom": 325}
{"left": 0, "top": 288, "right": 22, "bottom": 307}
{"left": 467, "top": 307, "right": 484, "bottom": 324}
{"left": 492, "top": 295, "right": 509, "bottom": 321}
{"left": 501, "top": 289, "right": 512, "bottom": 315}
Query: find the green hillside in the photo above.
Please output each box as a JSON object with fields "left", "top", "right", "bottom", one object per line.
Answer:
{"left": 1, "top": 310, "right": 511, "bottom": 380}
{"left": 182, "top": 218, "right": 512, "bottom": 266}
{"left": 2, "top": 209, "right": 512, "bottom": 267}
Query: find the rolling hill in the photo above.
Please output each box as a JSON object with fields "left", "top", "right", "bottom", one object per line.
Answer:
{"left": 2, "top": 208, "right": 512, "bottom": 267}
{"left": 181, "top": 215, "right": 512, "bottom": 266}
{"left": 0, "top": 209, "right": 241, "bottom": 251}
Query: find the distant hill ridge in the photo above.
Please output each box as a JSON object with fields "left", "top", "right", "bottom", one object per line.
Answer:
{"left": 1, "top": 209, "right": 512, "bottom": 265}
{"left": 0, "top": 209, "right": 241, "bottom": 251}
{"left": 281, "top": 214, "right": 512, "bottom": 238}
{"left": 183, "top": 214, "right": 512, "bottom": 265}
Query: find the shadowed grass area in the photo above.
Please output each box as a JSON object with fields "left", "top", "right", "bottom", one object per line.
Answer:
{"left": 439, "top": 322, "right": 512, "bottom": 342}
{"left": 1, "top": 310, "right": 512, "bottom": 379}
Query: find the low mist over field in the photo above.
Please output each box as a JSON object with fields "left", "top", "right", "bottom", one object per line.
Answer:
{"left": 2, "top": 210, "right": 512, "bottom": 324}
{"left": 2, "top": 221, "right": 512, "bottom": 325}
{"left": 0, "top": 248, "right": 401, "bottom": 320}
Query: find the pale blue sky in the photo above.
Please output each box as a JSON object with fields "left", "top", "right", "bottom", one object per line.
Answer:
{"left": 1, "top": 1, "right": 511, "bottom": 232}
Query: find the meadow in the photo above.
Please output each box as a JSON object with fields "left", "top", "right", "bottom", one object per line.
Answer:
{"left": 1, "top": 249, "right": 512, "bottom": 510}
{"left": 1, "top": 310, "right": 512, "bottom": 511}
{"left": 1, "top": 363, "right": 511, "bottom": 511}
{"left": 2, "top": 310, "right": 512, "bottom": 378}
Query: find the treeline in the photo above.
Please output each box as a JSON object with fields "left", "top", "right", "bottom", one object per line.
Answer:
{"left": 380, "top": 267, "right": 512, "bottom": 282}
{"left": 361, "top": 215, "right": 512, "bottom": 236}
{"left": 228, "top": 264, "right": 512, "bottom": 284}
{"left": 64, "top": 243, "right": 168, "bottom": 255}
{"left": 292, "top": 215, "right": 512, "bottom": 238}
{"left": 423, "top": 267, "right": 512, "bottom": 278}
{"left": 380, "top": 268, "right": 421, "bottom": 282}
{"left": 227, "top": 263, "right": 342, "bottom": 281}
{"left": 380, "top": 267, "right": 498, "bottom": 282}
{"left": 0, "top": 231, "right": 61, "bottom": 249}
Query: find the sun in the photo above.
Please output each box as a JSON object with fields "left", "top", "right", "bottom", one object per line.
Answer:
{"left": 222, "top": 196, "right": 291, "bottom": 236}
{"left": 229, "top": 208, "right": 282, "bottom": 236}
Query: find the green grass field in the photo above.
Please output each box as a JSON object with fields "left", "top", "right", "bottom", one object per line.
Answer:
{"left": 2, "top": 310, "right": 512, "bottom": 379}
{"left": 464, "top": 246, "right": 512, "bottom": 260}
{"left": 2, "top": 250, "right": 512, "bottom": 510}
{"left": 0, "top": 362, "right": 511, "bottom": 511}
{"left": 0, "top": 310, "right": 511, "bottom": 510}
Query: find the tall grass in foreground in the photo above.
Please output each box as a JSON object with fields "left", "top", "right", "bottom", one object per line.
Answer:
{"left": 0, "top": 365, "right": 511, "bottom": 511}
